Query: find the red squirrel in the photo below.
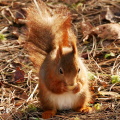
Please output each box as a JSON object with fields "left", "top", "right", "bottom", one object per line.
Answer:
{"left": 22, "top": 0, "right": 91, "bottom": 119}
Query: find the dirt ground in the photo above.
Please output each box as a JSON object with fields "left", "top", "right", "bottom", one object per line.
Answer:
{"left": 0, "top": 0, "right": 120, "bottom": 120}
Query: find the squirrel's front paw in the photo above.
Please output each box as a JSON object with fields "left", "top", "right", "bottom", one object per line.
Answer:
{"left": 72, "top": 83, "right": 81, "bottom": 94}
{"left": 42, "top": 110, "right": 56, "bottom": 119}
{"left": 56, "top": 82, "right": 68, "bottom": 94}
{"left": 49, "top": 81, "right": 67, "bottom": 94}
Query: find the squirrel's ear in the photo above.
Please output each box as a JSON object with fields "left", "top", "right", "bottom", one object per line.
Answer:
{"left": 61, "top": 16, "right": 71, "bottom": 47}
{"left": 59, "top": 43, "right": 63, "bottom": 56}
{"left": 71, "top": 41, "right": 77, "bottom": 54}
{"left": 56, "top": 43, "right": 62, "bottom": 59}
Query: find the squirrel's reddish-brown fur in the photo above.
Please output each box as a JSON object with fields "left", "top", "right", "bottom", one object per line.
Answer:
{"left": 23, "top": 0, "right": 91, "bottom": 119}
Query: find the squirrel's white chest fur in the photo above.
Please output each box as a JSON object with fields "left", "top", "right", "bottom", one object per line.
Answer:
{"left": 49, "top": 92, "right": 80, "bottom": 110}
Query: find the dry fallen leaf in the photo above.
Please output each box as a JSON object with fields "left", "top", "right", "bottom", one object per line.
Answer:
{"left": 105, "top": 7, "right": 115, "bottom": 23}
{"left": 99, "top": 81, "right": 108, "bottom": 88}
{"left": 0, "top": 113, "right": 14, "bottom": 120}
{"left": 13, "top": 66, "right": 25, "bottom": 83}
{"left": 15, "top": 100, "right": 25, "bottom": 106}
{"left": 98, "top": 91, "right": 120, "bottom": 98}
{"left": 19, "top": 91, "right": 28, "bottom": 99}
{"left": 105, "top": 6, "right": 120, "bottom": 23}
{"left": 0, "top": 1, "right": 10, "bottom": 6}
{"left": 83, "top": 23, "right": 120, "bottom": 41}
{"left": 92, "top": 23, "right": 120, "bottom": 39}
{"left": 80, "top": 21, "right": 93, "bottom": 39}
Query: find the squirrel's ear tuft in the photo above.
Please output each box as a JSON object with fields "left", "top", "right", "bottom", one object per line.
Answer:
{"left": 61, "top": 16, "right": 71, "bottom": 47}
{"left": 62, "top": 16, "right": 71, "bottom": 30}
{"left": 71, "top": 41, "right": 77, "bottom": 54}
{"left": 59, "top": 43, "right": 63, "bottom": 56}
{"left": 56, "top": 43, "right": 62, "bottom": 59}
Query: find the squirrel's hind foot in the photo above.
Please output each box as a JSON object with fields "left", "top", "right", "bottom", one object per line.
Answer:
{"left": 42, "top": 110, "right": 56, "bottom": 119}
{"left": 76, "top": 107, "right": 92, "bottom": 114}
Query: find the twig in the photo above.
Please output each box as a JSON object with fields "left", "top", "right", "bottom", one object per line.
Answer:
{"left": 27, "top": 70, "right": 33, "bottom": 96}
{"left": 101, "top": 0, "right": 120, "bottom": 9}
{"left": 0, "top": 45, "right": 22, "bottom": 51}
{"left": 0, "top": 27, "right": 8, "bottom": 34}
{"left": 2, "top": 81, "right": 25, "bottom": 92}
{"left": 26, "top": 83, "right": 38, "bottom": 102}
{"left": 111, "top": 55, "right": 120, "bottom": 75}
{"left": 98, "top": 58, "right": 120, "bottom": 66}
{"left": 15, "top": 84, "right": 38, "bottom": 111}
{"left": 109, "top": 82, "right": 119, "bottom": 91}
{"left": 96, "top": 97, "right": 120, "bottom": 101}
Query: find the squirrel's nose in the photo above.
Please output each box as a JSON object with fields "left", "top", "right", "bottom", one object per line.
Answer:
{"left": 66, "top": 81, "right": 76, "bottom": 86}
{"left": 65, "top": 76, "right": 77, "bottom": 86}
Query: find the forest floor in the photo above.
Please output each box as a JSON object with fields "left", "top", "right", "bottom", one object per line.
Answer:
{"left": 0, "top": 0, "right": 120, "bottom": 120}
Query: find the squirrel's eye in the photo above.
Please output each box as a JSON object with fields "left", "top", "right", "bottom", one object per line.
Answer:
{"left": 78, "top": 68, "right": 80, "bottom": 73}
{"left": 59, "top": 68, "right": 63, "bottom": 74}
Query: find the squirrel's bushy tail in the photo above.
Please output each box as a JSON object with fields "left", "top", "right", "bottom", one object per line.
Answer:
{"left": 24, "top": 0, "right": 76, "bottom": 72}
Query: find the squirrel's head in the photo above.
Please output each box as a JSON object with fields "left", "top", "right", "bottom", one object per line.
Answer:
{"left": 54, "top": 41, "right": 82, "bottom": 86}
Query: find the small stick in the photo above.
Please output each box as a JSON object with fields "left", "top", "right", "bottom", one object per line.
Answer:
{"left": 96, "top": 97, "right": 120, "bottom": 101}
{"left": 2, "top": 81, "right": 25, "bottom": 92}
{"left": 0, "top": 27, "right": 8, "bottom": 34}
{"left": 99, "top": 58, "right": 120, "bottom": 66}
{"left": 26, "top": 83, "right": 38, "bottom": 102}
